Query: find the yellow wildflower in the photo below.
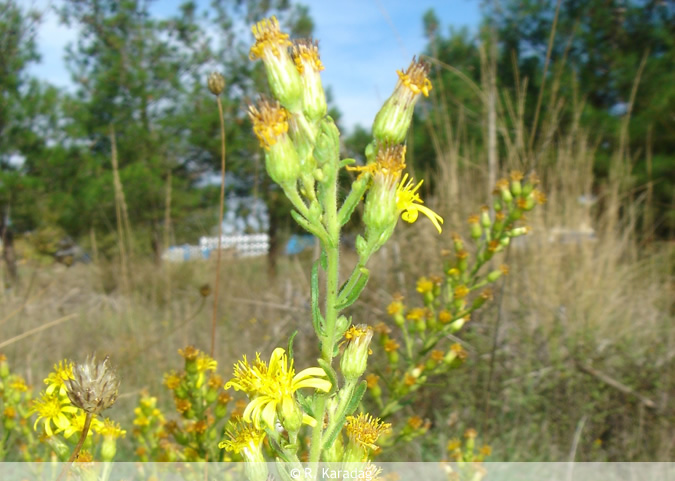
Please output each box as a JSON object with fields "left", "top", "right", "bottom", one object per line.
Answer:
{"left": 396, "top": 174, "right": 443, "bottom": 233}
{"left": 226, "top": 348, "right": 331, "bottom": 430}
{"left": 345, "top": 413, "right": 391, "bottom": 450}
{"left": 62, "top": 411, "right": 104, "bottom": 439}
{"left": 30, "top": 393, "right": 78, "bottom": 437}
{"left": 99, "top": 418, "right": 126, "bottom": 439}
{"left": 163, "top": 371, "right": 181, "bottom": 390}
{"left": 44, "top": 360, "right": 74, "bottom": 397}
{"left": 416, "top": 276, "right": 434, "bottom": 294}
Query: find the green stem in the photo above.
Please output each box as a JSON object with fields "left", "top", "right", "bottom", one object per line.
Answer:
{"left": 309, "top": 154, "right": 340, "bottom": 466}
{"left": 321, "top": 380, "right": 356, "bottom": 451}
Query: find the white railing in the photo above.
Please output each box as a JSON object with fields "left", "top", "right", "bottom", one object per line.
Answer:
{"left": 162, "top": 234, "right": 270, "bottom": 262}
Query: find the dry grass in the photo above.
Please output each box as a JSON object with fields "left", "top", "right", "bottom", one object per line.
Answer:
{"left": 0, "top": 37, "right": 672, "bottom": 462}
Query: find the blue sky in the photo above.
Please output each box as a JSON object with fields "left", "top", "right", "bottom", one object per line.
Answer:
{"left": 28, "top": 0, "right": 482, "bottom": 132}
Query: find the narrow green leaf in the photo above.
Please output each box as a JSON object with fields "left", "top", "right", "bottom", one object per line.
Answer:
{"left": 345, "top": 380, "right": 367, "bottom": 416}
{"left": 317, "top": 358, "right": 338, "bottom": 394}
{"left": 335, "top": 267, "right": 369, "bottom": 310}
{"left": 338, "top": 176, "right": 369, "bottom": 227}
{"left": 287, "top": 330, "right": 298, "bottom": 360}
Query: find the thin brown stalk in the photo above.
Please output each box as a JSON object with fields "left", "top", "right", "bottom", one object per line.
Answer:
{"left": 528, "top": 0, "right": 562, "bottom": 152}
{"left": 210, "top": 95, "right": 227, "bottom": 357}
{"left": 0, "top": 314, "right": 76, "bottom": 349}
{"left": 110, "top": 125, "right": 130, "bottom": 295}
{"left": 55, "top": 412, "right": 93, "bottom": 481}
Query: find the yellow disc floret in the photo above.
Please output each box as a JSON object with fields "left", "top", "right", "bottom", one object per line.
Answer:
{"left": 345, "top": 413, "right": 391, "bottom": 450}
{"left": 249, "top": 16, "right": 292, "bottom": 61}
{"left": 248, "top": 99, "right": 290, "bottom": 150}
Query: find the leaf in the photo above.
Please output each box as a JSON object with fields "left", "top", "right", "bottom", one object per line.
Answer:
{"left": 335, "top": 267, "right": 370, "bottom": 310}
{"left": 287, "top": 330, "right": 298, "bottom": 360}
{"left": 345, "top": 380, "right": 367, "bottom": 416}
{"left": 317, "top": 358, "right": 338, "bottom": 394}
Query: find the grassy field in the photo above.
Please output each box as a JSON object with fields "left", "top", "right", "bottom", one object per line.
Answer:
{"left": 1, "top": 43, "right": 673, "bottom": 463}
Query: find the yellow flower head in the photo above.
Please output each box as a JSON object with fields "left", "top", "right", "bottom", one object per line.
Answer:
{"left": 365, "top": 373, "right": 379, "bottom": 389}
{"left": 249, "top": 16, "right": 292, "bottom": 61}
{"left": 341, "top": 324, "right": 374, "bottom": 381}
{"left": 291, "top": 38, "right": 327, "bottom": 120}
{"left": 9, "top": 375, "right": 29, "bottom": 392}
{"left": 196, "top": 353, "right": 218, "bottom": 373}
{"left": 396, "top": 174, "right": 443, "bottom": 233}
{"left": 163, "top": 370, "right": 181, "bottom": 390}
{"left": 345, "top": 413, "right": 391, "bottom": 450}
{"left": 62, "top": 411, "right": 104, "bottom": 439}
{"left": 406, "top": 307, "right": 429, "bottom": 321}
{"left": 249, "top": 17, "right": 302, "bottom": 112}
{"left": 348, "top": 143, "right": 406, "bottom": 183}
{"left": 396, "top": 57, "right": 433, "bottom": 97}
{"left": 44, "top": 360, "right": 74, "bottom": 397}
{"left": 226, "top": 348, "right": 331, "bottom": 430}
{"left": 416, "top": 276, "right": 434, "bottom": 294}
{"left": 30, "top": 393, "right": 78, "bottom": 437}
{"left": 219, "top": 420, "right": 266, "bottom": 453}
{"left": 372, "top": 57, "right": 432, "bottom": 144}
{"left": 383, "top": 339, "right": 400, "bottom": 353}
{"left": 292, "top": 38, "right": 324, "bottom": 74}
{"left": 454, "top": 285, "right": 469, "bottom": 299}
{"left": 99, "top": 418, "right": 126, "bottom": 439}
{"left": 248, "top": 98, "right": 290, "bottom": 150}
{"left": 387, "top": 300, "right": 404, "bottom": 316}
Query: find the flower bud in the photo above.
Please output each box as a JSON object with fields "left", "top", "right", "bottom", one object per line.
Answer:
{"left": 480, "top": 206, "right": 491, "bottom": 229}
{"left": 373, "top": 57, "right": 432, "bottom": 144}
{"left": 292, "top": 39, "right": 327, "bottom": 121}
{"left": 340, "top": 325, "right": 374, "bottom": 382}
{"left": 510, "top": 171, "right": 523, "bottom": 197}
{"left": 250, "top": 17, "right": 302, "bottom": 112}
{"left": 248, "top": 98, "right": 300, "bottom": 187}
{"left": 207, "top": 72, "right": 225, "bottom": 96}
{"left": 313, "top": 116, "right": 340, "bottom": 169}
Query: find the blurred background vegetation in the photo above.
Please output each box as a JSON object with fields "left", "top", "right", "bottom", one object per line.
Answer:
{"left": 1, "top": 0, "right": 672, "bottom": 462}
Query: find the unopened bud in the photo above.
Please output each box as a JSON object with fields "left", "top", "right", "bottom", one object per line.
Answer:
{"left": 341, "top": 325, "right": 374, "bottom": 382}
{"left": 207, "top": 72, "right": 225, "bottom": 96}
{"left": 373, "top": 57, "right": 431, "bottom": 143}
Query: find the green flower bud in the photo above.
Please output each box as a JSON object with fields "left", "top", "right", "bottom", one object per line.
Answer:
{"left": 250, "top": 17, "right": 302, "bottom": 112}
{"left": 313, "top": 116, "right": 340, "bottom": 169}
{"left": 292, "top": 39, "right": 327, "bottom": 121}
{"left": 0, "top": 355, "right": 9, "bottom": 379}
{"left": 248, "top": 98, "right": 300, "bottom": 187}
{"left": 510, "top": 171, "right": 524, "bottom": 197}
{"left": 340, "top": 325, "right": 374, "bottom": 382}
{"left": 487, "top": 269, "right": 503, "bottom": 282}
{"left": 101, "top": 436, "right": 117, "bottom": 462}
{"left": 480, "top": 207, "right": 491, "bottom": 228}
{"left": 468, "top": 215, "right": 482, "bottom": 239}
{"left": 373, "top": 57, "right": 432, "bottom": 143}
{"left": 359, "top": 144, "right": 408, "bottom": 252}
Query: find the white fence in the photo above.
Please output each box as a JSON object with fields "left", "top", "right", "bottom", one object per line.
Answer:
{"left": 162, "top": 234, "right": 270, "bottom": 262}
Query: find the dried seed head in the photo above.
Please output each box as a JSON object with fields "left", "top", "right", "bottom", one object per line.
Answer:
{"left": 207, "top": 72, "right": 226, "bottom": 96}
{"left": 65, "top": 355, "right": 120, "bottom": 414}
